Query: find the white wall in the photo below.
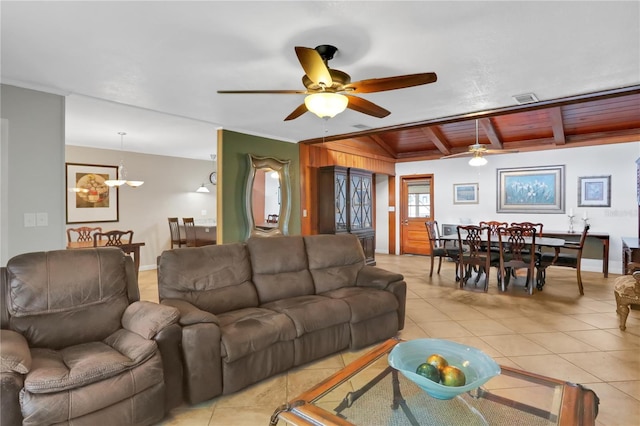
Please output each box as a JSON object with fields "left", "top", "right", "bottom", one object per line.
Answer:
{"left": 391, "top": 142, "right": 640, "bottom": 274}
{"left": 66, "top": 145, "right": 216, "bottom": 270}
{"left": 1, "top": 85, "right": 66, "bottom": 263}
{"left": 375, "top": 174, "right": 390, "bottom": 253}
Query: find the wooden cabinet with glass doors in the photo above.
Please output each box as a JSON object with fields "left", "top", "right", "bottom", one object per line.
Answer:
{"left": 318, "top": 166, "right": 376, "bottom": 265}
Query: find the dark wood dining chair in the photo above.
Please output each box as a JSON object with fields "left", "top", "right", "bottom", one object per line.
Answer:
{"left": 92, "top": 229, "right": 137, "bottom": 273}
{"left": 425, "top": 220, "right": 461, "bottom": 280}
{"left": 497, "top": 226, "right": 538, "bottom": 294}
{"left": 168, "top": 217, "right": 186, "bottom": 248}
{"left": 537, "top": 225, "right": 590, "bottom": 295}
{"left": 457, "top": 225, "right": 498, "bottom": 292}
{"left": 182, "top": 217, "right": 197, "bottom": 247}
{"left": 93, "top": 230, "right": 134, "bottom": 250}
{"left": 266, "top": 214, "right": 279, "bottom": 223}
{"left": 510, "top": 222, "right": 543, "bottom": 237}
{"left": 67, "top": 226, "right": 102, "bottom": 243}
{"left": 478, "top": 221, "right": 507, "bottom": 253}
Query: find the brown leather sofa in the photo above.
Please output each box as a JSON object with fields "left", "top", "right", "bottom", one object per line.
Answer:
{"left": 157, "top": 233, "right": 406, "bottom": 404}
{"left": 1, "top": 248, "right": 183, "bottom": 426}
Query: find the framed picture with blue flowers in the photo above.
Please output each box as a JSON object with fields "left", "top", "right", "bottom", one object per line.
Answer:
{"left": 497, "top": 165, "right": 565, "bottom": 213}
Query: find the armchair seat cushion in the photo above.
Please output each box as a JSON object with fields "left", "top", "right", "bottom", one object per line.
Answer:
{"left": 321, "top": 287, "right": 398, "bottom": 323}
{"left": 25, "top": 329, "right": 156, "bottom": 393}
{"left": 218, "top": 307, "right": 296, "bottom": 362}
{"left": 261, "top": 295, "right": 351, "bottom": 337}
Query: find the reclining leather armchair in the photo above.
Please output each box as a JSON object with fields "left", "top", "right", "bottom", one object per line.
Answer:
{"left": 1, "top": 248, "right": 182, "bottom": 426}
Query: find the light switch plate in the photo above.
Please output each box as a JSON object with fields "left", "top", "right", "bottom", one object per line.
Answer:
{"left": 24, "top": 213, "right": 36, "bottom": 227}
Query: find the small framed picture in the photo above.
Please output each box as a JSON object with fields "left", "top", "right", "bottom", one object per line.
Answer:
{"left": 453, "top": 183, "right": 479, "bottom": 204}
{"left": 578, "top": 175, "right": 611, "bottom": 207}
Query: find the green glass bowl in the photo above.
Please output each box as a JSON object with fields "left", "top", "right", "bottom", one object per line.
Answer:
{"left": 388, "top": 338, "right": 501, "bottom": 400}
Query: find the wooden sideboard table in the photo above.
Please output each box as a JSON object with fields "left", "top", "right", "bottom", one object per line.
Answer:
{"left": 544, "top": 231, "right": 610, "bottom": 277}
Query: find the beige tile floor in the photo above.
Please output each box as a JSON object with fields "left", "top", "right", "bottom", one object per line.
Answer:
{"left": 139, "top": 254, "right": 640, "bottom": 426}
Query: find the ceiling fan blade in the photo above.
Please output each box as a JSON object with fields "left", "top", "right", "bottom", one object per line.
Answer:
{"left": 346, "top": 96, "right": 391, "bottom": 118}
{"left": 217, "top": 89, "right": 306, "bottom": 94}
{"left": 284, "top": 104, "right": 308, "bottom": 121}
{"left": 295, "top": 46, "right": 332, "bottom": 87}
{"left": 485, "top": 149, "right": 520, "bottom": 154}
{"left": 346, "top": 72, "right": 437, "bottom": 94}
{"left": 442, "top": 151, "right": 475, "bottom": 159}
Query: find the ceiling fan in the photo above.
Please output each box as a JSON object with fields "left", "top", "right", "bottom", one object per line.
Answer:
{"left": 217, "top": 44, "right": 437, "bottom": 121}
{"left": 442, "top": 120, "right": 518, "bottom": 165}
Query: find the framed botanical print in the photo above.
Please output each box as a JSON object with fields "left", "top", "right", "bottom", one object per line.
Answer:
{"left": 497, "top": 165, "right": 565, "bottom": 213}
{"left": 578, "top": 175, "right": 611, "bottom": 207}
{"left": 65, "top": 163, "right": 119, "bottom": 223}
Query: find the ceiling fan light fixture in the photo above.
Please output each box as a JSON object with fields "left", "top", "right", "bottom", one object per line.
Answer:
{"left": 304, "top": 92, "right": 348, "bottom": 118}
{"left": 468, "top": 154, "right": 488, "bottom": 167}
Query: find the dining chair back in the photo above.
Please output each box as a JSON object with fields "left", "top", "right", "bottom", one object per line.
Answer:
{"left": 182, "top": 217, "right": 196, "bottom": 247}
{"left": 67, "top": 226, "right": 102, "bottom": 243}
{"left": 266, "top": 214, "right": 279, "bottom": 224}
{"left": 168, "top": 217, "right": 186, "bottom": 248}
{"left": 497, "top": 226, "right": 537, "bottom": 294}
{"left": 510, "top": 222, "right": 543, "bottom": 237}
{"left": 479, "top": 221, "right": 508, "bottom": 236}
{"left": 478, "top": 221, "right": 507, "bottom": 253}
{"left": 425, "top": 220, "right": 460, "bottom": 279}
{"left": 457, "top": 225, "right": 498, "bottom": 292}
{"left": 93, "top": 229, "right": 134, "bottom": 249}
{"left": 537, "top": 225, "right": 590, "bottom": 295}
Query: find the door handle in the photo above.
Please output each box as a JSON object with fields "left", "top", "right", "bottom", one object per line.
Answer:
{"left": 402, "top": 219, "right": 409, "bottom": 225}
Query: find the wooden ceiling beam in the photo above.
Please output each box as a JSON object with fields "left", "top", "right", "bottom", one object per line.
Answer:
{"left": 549, "top": 106, "right": 566, "bottom": 144}
{"left": 369, "top": 134, "right": 398, "bottom": 158}
{"left": 420, "top": 126, "right": 452, "bottom": 155}
{"left": 299, "top": 85, "right": 640, "bottom": 145}
{"left": 478, "top": 118, "right": 503, "bottom": 149}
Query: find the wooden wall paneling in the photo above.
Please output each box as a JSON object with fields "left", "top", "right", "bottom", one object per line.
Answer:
{"left": 388, "top": 175, "right": 396, "bottom": 255}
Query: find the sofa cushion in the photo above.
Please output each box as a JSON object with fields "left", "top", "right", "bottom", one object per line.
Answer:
{"left": 218, "top": 307, "right": 296, "bottom": 362}
{"left": 321, "top": 287, "right": 399, "bottom": 323}
{"left": 24, "top": 328, "right": 156, "bottom": 393}
{"left": 20, "top": 352, "right": 164, "bottom": 426}
{"left": 247, "top": 236, "right": 315, "bottom": 304}
{"left": 158, "top": 243, "right": 259, "bottom": 314}
{"left": 261, "top": 295, "right": 351, "bottom": 337}
{"left": 304, "top": 234, "right": 365, "bottom": 293}
{"left": 6, "top": 249, "right": 130, "bottom": 349}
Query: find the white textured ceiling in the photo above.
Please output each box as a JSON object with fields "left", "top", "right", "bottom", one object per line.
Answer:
{"left": 2, "top": 1, "right": 638, "bottom": 160}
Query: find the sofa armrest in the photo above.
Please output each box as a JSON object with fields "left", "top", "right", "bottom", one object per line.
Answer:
{"left": 161, "top": 299, "right": 219, "bottom": 327}
{"left": 122, "top": 301, "right": 180, "bottom": 340}
{"left": 1, "top": 329, "right": 31, "bottom": 374}
{"left": 356, "top": 265, "right": 405, "bottom": 290}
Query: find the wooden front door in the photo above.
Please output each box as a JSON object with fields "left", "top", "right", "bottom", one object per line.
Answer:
{"left": 400, "top": 175, "right": 434, "bottom": 255}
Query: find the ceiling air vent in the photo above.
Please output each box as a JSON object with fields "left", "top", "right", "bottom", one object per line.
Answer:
{"left": 512, "top": 93, "right": 539, "bottom": 105}
{"left": 353, "top": 124, "right": 371, "bottom": 130}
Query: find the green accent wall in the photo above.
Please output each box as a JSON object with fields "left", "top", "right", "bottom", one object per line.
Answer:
{"left": 220, "top": 130, "right": 300, "bottom": 243}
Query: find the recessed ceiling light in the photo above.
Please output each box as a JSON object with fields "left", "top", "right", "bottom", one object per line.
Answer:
{"left": 512, "top": 93, "right": 539, "bottom": 104}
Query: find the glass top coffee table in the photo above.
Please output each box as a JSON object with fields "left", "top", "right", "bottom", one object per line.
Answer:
{"left": 270, "top": 338, "right": 598, "bottom": 426}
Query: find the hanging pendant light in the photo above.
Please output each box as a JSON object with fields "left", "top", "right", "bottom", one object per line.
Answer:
{"left": 105, "top": 132, "right": 144, "bottom": 187}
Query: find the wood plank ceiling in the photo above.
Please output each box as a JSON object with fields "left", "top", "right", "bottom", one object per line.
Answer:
{"left": 300, "top": 85, "right": 640, "bottom": 162}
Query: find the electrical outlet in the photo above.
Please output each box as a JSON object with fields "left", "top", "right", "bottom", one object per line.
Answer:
{"left": 36, "top": 212, "right": 48, "bottom": 226}
{"left": 24, "top": 213, "right": 36, "bottom": 227}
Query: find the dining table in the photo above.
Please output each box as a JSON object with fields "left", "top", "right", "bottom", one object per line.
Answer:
{"left": 440, "top": 233, "right": 565, "bottom": 248}
{"left": 66, "top": 240, "right": 145, "bottom": 275}
{"left": 440, "top": 232, "right": 566, "bottom": 289}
